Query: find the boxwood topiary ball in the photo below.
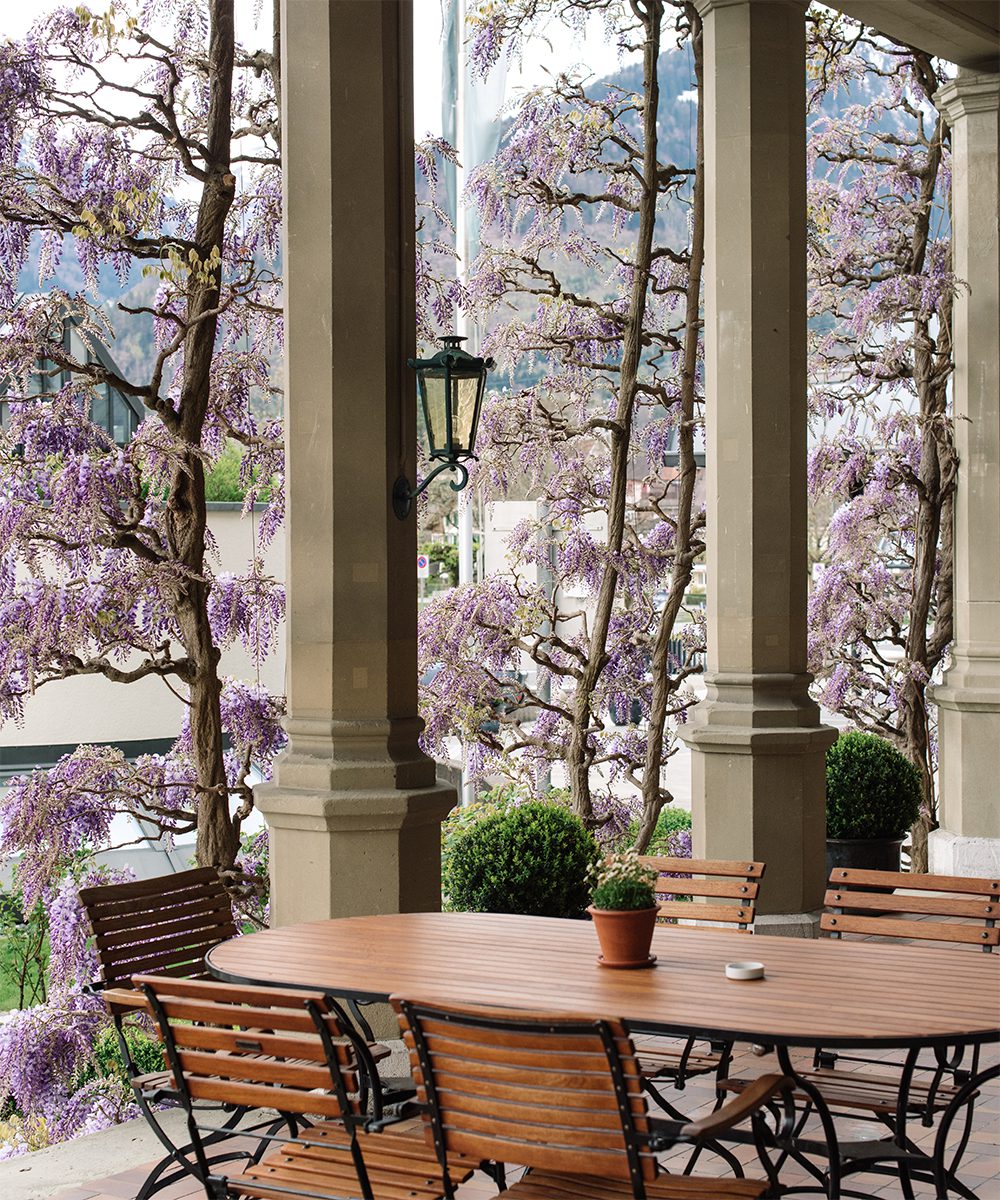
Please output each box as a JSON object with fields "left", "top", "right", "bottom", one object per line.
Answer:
{"left": 443, "top": 800, "right": 599, "bottom": 918}
{"left": 825, "top": 731, "right": 923, "bottom": 840}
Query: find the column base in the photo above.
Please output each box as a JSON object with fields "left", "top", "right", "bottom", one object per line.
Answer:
{"left": 754, "top": 911, "right": 820, "bottom": 939}
{"left": 679, "top": 673, "right": 837, "bottom": 914}
{"left": 928, "top": 828, "right": 1000, "bottom": 879}
{"left": 932, "top": 665, "right": 1000, "bottom": 842}
{"left": 254, "top": 779, "right": 457, "bottom": 926}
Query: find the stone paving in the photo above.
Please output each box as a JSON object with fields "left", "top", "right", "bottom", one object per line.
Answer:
{"left": 45, "top": 1039, "right": 999, "bottom": 1200}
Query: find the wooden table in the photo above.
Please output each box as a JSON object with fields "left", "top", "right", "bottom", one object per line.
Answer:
{"left": 207, "top": 911, "right": 1000, "bottom": 1050}
{"left": 207, "top": 912, "right": 999, "bottom": 1199}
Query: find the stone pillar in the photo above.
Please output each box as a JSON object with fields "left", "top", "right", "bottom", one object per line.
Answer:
{"left": 679, "top": 0, "right": 836, "bottom": 932}
{"left": 930, "top": 72, "right": 1000, "bottom": 879}
{"left": 256, "top": 0, "right": 456, "bottom": 926}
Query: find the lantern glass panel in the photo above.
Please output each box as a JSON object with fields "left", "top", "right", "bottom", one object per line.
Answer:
{"left": 450, "top": 373, "right": 480, "bottom": 454}
{"left": 420, "top": 369, "right": 449, "bottom": 457}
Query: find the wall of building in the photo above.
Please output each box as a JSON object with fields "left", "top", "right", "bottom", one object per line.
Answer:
{"left": 0, "top": 505, "right": 286, "bottom": 775}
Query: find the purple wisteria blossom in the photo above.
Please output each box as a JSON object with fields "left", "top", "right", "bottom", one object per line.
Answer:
{"left": 805, "top": 12, "right": 955, "bottom": 869}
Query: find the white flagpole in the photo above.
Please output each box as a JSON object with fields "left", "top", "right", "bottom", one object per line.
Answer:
{"left": 454, "top": 0, "right": 476, "bottom": 806}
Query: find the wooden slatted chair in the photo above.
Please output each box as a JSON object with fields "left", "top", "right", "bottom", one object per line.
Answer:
{"left": 820, "top": 867, "right": 1000, "bottom": 950}
{"left": 137, "top": 975, "right": 474, "bottom": 1200}
{"left": 640, "top": 857, "right": 765, "bottom": 932}
{"left": 79, "top": 868, "right": 254, "bottom": 1199}
{"left": 79, "top": 867, "right": 396, "bottom": 1198}
{"left": 391, "top": 995, "right": 795, "bottom": 1200}
{"left": 720, "top": 868, "right": 999, "bottom": 1188}
{"left": 632, "top": 858, "right": 765, "bottom": 1107}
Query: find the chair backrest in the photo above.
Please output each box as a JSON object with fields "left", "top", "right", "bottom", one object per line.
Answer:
{"left": 821, "top": 868, "right": 1000, "bottom": 951}
{"left": 79, "top": 867, "right": 240, "bottom": 990}
{"left": 136, "top": 974, "right": 363, "bottom": 1122}
{"left": 638, "top": 856, "right": 765, "bottom": 931}
{"left": 393, "top": 997, "right": 657, "bottom": 1197}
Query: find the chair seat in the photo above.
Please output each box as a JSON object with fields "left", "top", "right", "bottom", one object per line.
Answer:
{"left": 233, "top": 1119, "right": 473, "bottom": 1200}
{"left": 498, "top": 1168, "right": 768, "bottom": 1199}
{"left": 723, "top": 1069, "right": 963, "bottom": 1116}
{"left": 637, "top": 1046, "right": 722, "bottom": 1079}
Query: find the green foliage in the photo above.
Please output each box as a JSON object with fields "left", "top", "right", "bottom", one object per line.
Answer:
{"left": 204, "top": 440, "right": 274, "bottom": 503}
{"left": 419, "top": 541, "right": 459, "bottom": 587}
{"left": 825, "top": 731, "right": 923, "bottom": 839}
{"left": 0, "top": 896, "right": 48, "bottom": 1011}
{"left": 443, "top": 800, "right": 599, "bottom": 918}
{"left": 625, "top": 805, "right": 692, "bottom": 853}
{"left": 71, "top": 1023, "right": 164, "bottom": 1093}
{"left": 589, "top": 851, "right": 658, "bottom": 911}
{"left": 204, "top": 440, "right": 246, "bottom": 501}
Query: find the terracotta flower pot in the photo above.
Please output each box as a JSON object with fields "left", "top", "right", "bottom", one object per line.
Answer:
{"left": 587, "top": 904, "right": 658, "bottom": 969}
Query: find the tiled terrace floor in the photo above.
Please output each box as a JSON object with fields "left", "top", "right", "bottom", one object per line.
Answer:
{"left": 49, "top": 1038, "right": 999, "bottom": 1200}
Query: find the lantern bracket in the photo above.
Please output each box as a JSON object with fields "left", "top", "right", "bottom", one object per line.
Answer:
{"left": 392, "top": 460, "right": 471, "bottom": 520}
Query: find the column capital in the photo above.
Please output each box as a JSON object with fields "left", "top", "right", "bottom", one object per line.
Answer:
{"left": 937, "top": 71, "right": 1000, "bottom": 123}
{"left": 693, "top": 0, "right": 806, "bottom": 15}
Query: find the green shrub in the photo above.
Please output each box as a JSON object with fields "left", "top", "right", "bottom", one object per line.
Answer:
{"left": 72, "top": 1023, "right": 165, "bottom": 1093}
{"left": 624, "top": 805, "right": 692, "bottom": 853}
{"left": 443, "top": 800, "right": 599, "bottom": 918}
{"left": 825, "top": 731, "right": 923, "bottom": 839}
{"left": 204, "top": 441, "right": 245, "bottom": 501}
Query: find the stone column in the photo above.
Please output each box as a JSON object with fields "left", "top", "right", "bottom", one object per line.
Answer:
{"left": 256, "top": 0, "right": 456, "bottom": 926}
{"left": 930, "top": 72, "right": 1000, "bottom": 878}
{"left": 679, "top": 0, "right": 836, "bottom": 932}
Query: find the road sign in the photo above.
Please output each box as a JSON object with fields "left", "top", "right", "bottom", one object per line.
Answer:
{"left": 417, "top": 553, "right": 430, "bottom": 579}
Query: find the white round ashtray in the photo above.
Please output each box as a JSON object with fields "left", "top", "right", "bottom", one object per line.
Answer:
{"left": 725, "top": 961, "right": 765, "bottom": 981}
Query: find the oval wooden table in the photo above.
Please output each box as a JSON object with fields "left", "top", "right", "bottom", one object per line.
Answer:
{"left": 207, "top": 912, "right": 1000, "bottom": 1198}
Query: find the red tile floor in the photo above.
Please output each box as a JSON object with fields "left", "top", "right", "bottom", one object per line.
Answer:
{"left": 49, "top": 1038, "right": 999, "bottom": 1200}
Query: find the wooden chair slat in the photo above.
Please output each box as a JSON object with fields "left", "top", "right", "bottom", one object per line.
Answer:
{"left": 426, "top": 1069, "right": 623, "bottom": 1107}
{"left": 440, "top": 1105, "right": 639, "bottom": 1149}
{"left": 823, "top": 888, "right": 1000, "bottom": 920}
{"left": 820, "top": 912, "right": 1000, "bottom": 946}
{"left": 100, "top": 935, "right": 232, "bottom": 981}
{"left": 447, "top": 1129, "right": 638, "bottom": 1181}
{"left": 176, "top": 1049, "right": 342, "bottom": 1091}
{"left": 185, "top": 1076, "right": 345, "bottom": 1119}
{"left": 652, "top": 879, "right": 760, "bottom": 900}
{"left": 167, "top": 1024, "right": 329, "bottom": 1064}
{"left": 826, "top": 868, "right": 999, "bottom": 897}
{"left": 439, "top": 1087, "right": 634, "bottom": 1131}
{"left": 656, "top": 901, "right": 755, "bottom": 924}
{"left": 503, "top": 1175, "right": 768, "bottom": 1200}
{"left": 144, "top": 994, "right": 331, "bottom": 1036}
{"left": 414, "top": 1015, "right": 638, "bottom": 1056}
{"left": 93, "top": 901, "right": 237, "bottom": 947}
{"left": 78, "top": 866, "right": 224, "bottom": 906}
{"left": 89, "top": 895, "right": 238, "bottom": 939}
{"left": 405, "top": 1034, "right": 640, "bottom": 1080}
{"left": 132, "top": 974, "right": 329, "bottom": 1010}
{"left": 641, "top": 857, "right": 766, "bottom": 879}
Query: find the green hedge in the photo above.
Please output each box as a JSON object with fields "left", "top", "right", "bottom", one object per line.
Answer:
{"left": 443, "top": 800, "right": 599, "bottom": 918}
{"left": 826, "top": 731, "right": 922, "bottom": 839}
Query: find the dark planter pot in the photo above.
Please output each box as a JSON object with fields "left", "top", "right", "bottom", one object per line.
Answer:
{"left": 826, "top": 836, "right": 905, "bottom": 890}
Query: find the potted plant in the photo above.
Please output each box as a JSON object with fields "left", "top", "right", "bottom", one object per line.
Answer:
{"left": 826, "top": 731, "right": 923, "bottom": 876}
{"left": 588, "top": 851, "right": 660, "bottom": 968}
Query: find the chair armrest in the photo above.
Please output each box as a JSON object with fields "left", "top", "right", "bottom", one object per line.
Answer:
{"left": 680, "top": 1073, "right": 792, "bottom": 1141}
{"left": 98, "top": 986, "right": 150, "bottom": 1015}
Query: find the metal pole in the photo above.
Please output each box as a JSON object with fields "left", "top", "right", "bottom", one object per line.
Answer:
{"left": 454, "top": 0, "right": 476, "bottom": 806}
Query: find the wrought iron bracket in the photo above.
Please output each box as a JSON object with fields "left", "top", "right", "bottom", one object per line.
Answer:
{"left": 392, "top": 461, "right": 470, "bottom": 520}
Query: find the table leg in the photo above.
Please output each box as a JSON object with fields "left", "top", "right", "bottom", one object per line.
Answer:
{"left": 932, "top": 1060, "right": 999, "bottom": 1200}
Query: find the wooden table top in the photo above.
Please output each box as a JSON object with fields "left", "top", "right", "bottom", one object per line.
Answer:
{"left": 206, "top": 911, "right": 1000, "bottom": 1050}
